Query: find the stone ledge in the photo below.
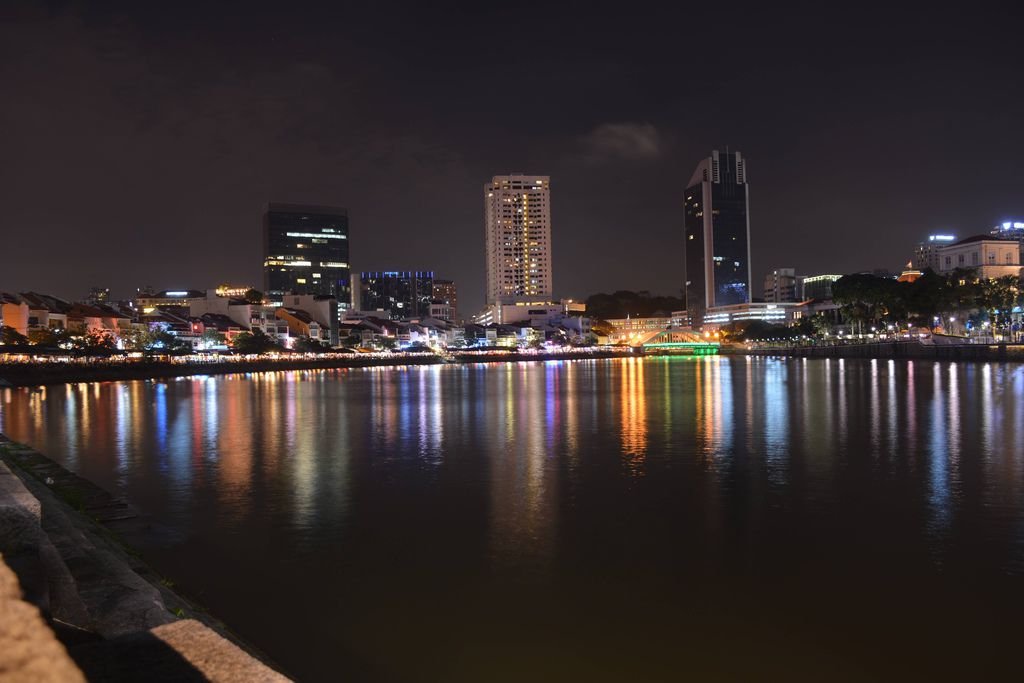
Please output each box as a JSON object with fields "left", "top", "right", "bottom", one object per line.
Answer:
{"left": 1, "top": 436, "right": 293, "bottom": 680}
{"left": 0, "top": 461, "right": 40, "bottom": 521}
{"left": 0, "top": 554, "right": 85, "bottom": 683}
{"left": 152, "top": 620, "right": 291, "bottom": 682}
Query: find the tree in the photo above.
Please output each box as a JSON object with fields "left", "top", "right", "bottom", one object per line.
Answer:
{"left": 72, "top": 331, "right": 117, "bottom": 356}
{"left": 793, "top": 316, "right": 815, "bottom": 337}
{"left": 832, "top": 274, "right": 903, "bottom": 332}
{"left": 28, "top": 327, "right": 71, "bottom": 347}
{"left": 119, "top": 327, "right": 153, "bottom": 352}
{"left": 903, "top": 270, "right": 946, "bottom": 326}
{"left": 340, "top": 333, "right": 362, "bottom": 348}
{"left": 244, "top": 289, "right": 264, "bottom": 304}
{"left": 293, "top": 336, "right": 330, "bottom": 353}
{"left": 121, "top": 327, "right": 191, "bottom": 356}
{"left": 151, "top": 330, "right": 192, "bottom": 355}
{"left": 941, "top": 268, "right": 981, "bottom": 331}
{"left": 584, "top": 290, "right": 685, "bottom": 319}
{"left": 810, "top": 313, "right": 831, "bottom": 336}
{"left": 232, "top": 329, "right": 280, "bottom": 354}
{"left": 202, "top": 329, "right": 227, "bottom": 347}
{"left": 0, "top": 325, "right": 28, "bottom": 346}
{"left": 979, "top": 275, "right": 1019, "bottom": 337}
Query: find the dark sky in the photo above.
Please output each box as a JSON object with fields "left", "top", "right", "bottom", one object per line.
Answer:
{"left": 2, "top": 1, "right": 1023, "bottom": 314}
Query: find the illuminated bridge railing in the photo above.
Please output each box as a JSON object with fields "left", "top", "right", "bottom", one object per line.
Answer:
{"left": 640, "top": 342, "right": 720, "bottom": 355}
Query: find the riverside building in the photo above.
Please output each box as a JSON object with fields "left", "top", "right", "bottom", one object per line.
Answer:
{"left": 263, "top": 203, "right": 350, "bottom": 308}
{"left": 683, "top": 150, "right": 753, "bottom": 327}
{"left": 933, "top": 235, "right": 1022, "bottom": 279}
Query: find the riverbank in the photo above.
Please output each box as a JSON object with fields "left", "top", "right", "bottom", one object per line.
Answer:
{"left": 0, "top": 349, "right": 637, "bottom": 388}
{"left": 730, "top": 340, "right": 1024, "bottom": 361}
{"left": 0, "top": 434, "right": 290, "bottom": 681}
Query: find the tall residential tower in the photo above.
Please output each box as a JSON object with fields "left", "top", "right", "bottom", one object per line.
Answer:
{"left": 484, "top": 175, "right": 552, "bottom": 305}
{"left": 683, "top": 150, "right": 752, "bottom": 326}
{"left": 263, "top": 203, "right": 350, "bottom": 307}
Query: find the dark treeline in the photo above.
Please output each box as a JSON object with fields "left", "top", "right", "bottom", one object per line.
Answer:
{"left": 831, "top": 269, "right": 1021, "bottom": 332}
{"left": 585, "top": 290, "right": 685, "bottom": 320}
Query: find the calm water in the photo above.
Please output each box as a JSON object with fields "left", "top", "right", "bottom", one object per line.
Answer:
{"left": 3, "top": 357, "right": 1024, "bottom": 681}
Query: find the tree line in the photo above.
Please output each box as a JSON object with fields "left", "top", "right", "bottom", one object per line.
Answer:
{"left": 831, "top": 269, "right": 1021, "bottom": 332}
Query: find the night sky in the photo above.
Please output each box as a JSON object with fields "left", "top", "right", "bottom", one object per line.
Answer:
{"left": 2, "top": 1, "right": 1022, "bottom": 314}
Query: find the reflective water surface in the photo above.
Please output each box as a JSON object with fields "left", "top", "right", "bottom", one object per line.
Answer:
{"left": 3, "top": 357, "right": 1024, "bottom": 681}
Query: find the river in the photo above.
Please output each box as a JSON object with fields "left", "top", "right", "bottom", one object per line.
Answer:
{"left": 3, "top": 357, "right": 1024, "bottom": 681}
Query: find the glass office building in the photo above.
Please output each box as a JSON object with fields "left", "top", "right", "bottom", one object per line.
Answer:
{"left": 358, "top": 271, "right": 435, "bottom": 318}
{"left": 263, "top": 203, "right": 350, "bottom": 307}
{"left": 683, "top": 150, "right": 752, "bottom": 326}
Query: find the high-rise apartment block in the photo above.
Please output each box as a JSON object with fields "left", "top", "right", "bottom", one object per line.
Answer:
{"left": 683, "top": 150, "right": 752, "bottom": 326}
{"left": 484, "top": 175, "right": 553, "bottom": 305}
{"left": 263, "top": 203, "right": 350, "bottom": 307}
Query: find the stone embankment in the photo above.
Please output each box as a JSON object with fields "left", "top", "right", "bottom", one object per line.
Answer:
{"left": 732, "top": 340, "right": 1024, "bottom": 362}
{"left": 0, "top": 434, "right": 290, "bottom": 682}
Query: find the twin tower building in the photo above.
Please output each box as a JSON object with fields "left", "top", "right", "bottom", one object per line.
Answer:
{"left": 483, "top": 150, "right": 752, "bottom": 327}
{"left": 262, "top": 151, "right": 751, "bottom": 327}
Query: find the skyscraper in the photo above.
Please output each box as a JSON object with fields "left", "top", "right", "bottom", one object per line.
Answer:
{"left": 484, "top": 175, "right": 552, "bottom": 305}
{"left": 683, "top": 150, "right": 752, "bottom": 326}
{"left": 263, "top": 203, "right": 350, "bottom": 307}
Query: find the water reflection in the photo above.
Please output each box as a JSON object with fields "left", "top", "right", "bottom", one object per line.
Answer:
{"left": 2, "top": 358, "right": 1024, "bottom": 680}
{"left": 619, "top": 357, "right": 647, "bottom": 474}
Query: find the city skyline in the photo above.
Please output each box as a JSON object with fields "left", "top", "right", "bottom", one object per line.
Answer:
{"left": 2, "top": 4, "right": 1023, "bottom": 315}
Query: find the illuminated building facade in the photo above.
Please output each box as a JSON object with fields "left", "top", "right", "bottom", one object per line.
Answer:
{"left": 990, "top": 220, "right": 1024, "bottom": 242}
{"left": 357, "top": 271, "right": 435, "bottom": 319}
{"left": 135, "top": 289, "right": 204, "bottom": 312}
{"left": 485, "top": 175, "right": 553, "bottom": 305}
{"left": 683, "top": 150, "right": 752, "bottom": 327}
{"left": 432, "top": 279, "right": 458, "bottom": 322}
{"left": 763, "top": 268, "right": 800, "bottom": 302}
{"left": 263, "top": 203, "right": 350, "bottom": 306}
{"left": 934, "top": 235, "right": 1021, "bottom": 278}
{"left": 913, "top": 234, "right": 957, "bottom": 271}
{"left": 216, "top": 284, "right": 255, "bottom": 299}
{"left": 702, "top": 302, "right": 800, "bottom": 328}
{"left": 800, "top": 274, "right": 843, "bottom": 300}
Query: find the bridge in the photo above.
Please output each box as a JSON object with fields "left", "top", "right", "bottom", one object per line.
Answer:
{"left": 627, "top": 328, "right": 720, "bottom": 355}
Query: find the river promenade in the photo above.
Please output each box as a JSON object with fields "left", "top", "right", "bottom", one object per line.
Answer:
{"left": 0, "top": 348, "right": 636, "bottom": 388}
{"left": 733, "top": 338, "right": 1024, "bottom": 361}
